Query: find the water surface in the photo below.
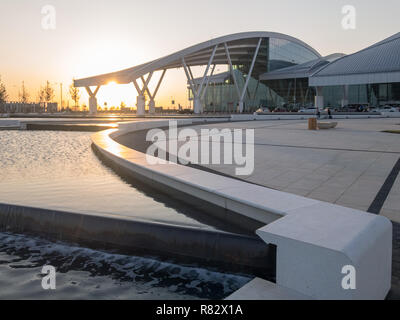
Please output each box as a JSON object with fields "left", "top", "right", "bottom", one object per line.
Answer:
{"left": 0, "top": 130, "right": 215, "bottom": 229}
{"left": 0, "top": 232, "right": 251, "bottom": 299}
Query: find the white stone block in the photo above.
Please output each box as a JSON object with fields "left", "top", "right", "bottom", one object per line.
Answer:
{"left": 256, "top": 202, "right": 392, "bottom": 300}
{"left": 226, "top": 278, "right": 311, "bottom": 300}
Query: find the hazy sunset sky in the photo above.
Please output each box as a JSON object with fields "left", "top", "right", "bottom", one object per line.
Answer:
{"left": 1, "top": 0, "right": 399, "bottom": 108}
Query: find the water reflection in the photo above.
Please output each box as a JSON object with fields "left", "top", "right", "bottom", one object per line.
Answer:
{"left": 0, "top": 130, "right": 245, "bottom": 233}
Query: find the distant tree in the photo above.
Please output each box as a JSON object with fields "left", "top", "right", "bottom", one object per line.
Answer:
{"left": 69, "top": 82, "right": 80, "bottom": 111}
{"left": 18, "top": 81, "right": 30, "bottom": 103}
{"left": 41, "top": 81, "right": 54, "bottom": 103}
{"left": 0, "top": 76, "right": 7, "bottom": 105}
{"left": 45, "top": 81, "right": 54, "bottom": 102}
{"left": 37, "top": 87, "right": 45, "bottom": 103}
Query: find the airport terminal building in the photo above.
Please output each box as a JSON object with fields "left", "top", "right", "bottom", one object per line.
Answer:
{"left": 74, "top": 32, "right": 400, "bottom": 114}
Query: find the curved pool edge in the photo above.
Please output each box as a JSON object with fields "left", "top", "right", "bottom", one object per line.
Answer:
{"left": 92, "top": 120, "right": 290, "bottom": 226}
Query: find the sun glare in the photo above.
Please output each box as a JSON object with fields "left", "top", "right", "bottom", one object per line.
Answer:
{"left": 93, "top": 81, "right": 136, "bottom": 110}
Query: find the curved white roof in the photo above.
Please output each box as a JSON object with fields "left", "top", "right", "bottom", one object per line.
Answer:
{"left": 74, "top": 32, "right": 320, "bottom": 87}
{"left": 310, "top": 32, "right": 400, "bottom": 86}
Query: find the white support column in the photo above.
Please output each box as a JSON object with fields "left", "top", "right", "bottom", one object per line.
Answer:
{"left": 133, "top": 79, "right": 142, "bottom": 95}
{"left": 201, "top": 64, "right": 216, "bottom": 100}
{"left": 140, "top": 72, "right": 153, "bottom": 94}
{"left": 182, "top": 46, "right": 218, "bottom": 114}
{"left": 89, "top": 97, "right": 97, "bottom": 114}
{"left": 148, "top": 69, "right": 166, "bottom": 114}
{"left": 341, "top": 85, "right": 349, "bottom": 109}
{"left": 85, "top": 86, "right": 101, "bottom": 115}
{"left": 224, "top": 42, "right": 241, "bottom": 99}
{"left": 141, "top": 75, "right": 153, "bottom": 114}
{"left": 133, "top": 79, "right": 145, "bottom": 116}
{"left": 239, "top": 38, "right": 262, "bottom": 113}
{"left": 315, "top": 86, "right": 324, "bottom": 111}
{"left": 197, "top": 45, "right": 218, "bottom": 97}
{"left": 136, "top": 94, "right": 145, "bottom": 116}
{"left": 148, "top": 100, "right": 156, "bottom": 114}
{"left": 153, "top": 70, "right": 166, "bottom": 99}
{"left": 132, "top": 72, "right": 158, "bottom": 116}
{"left": 192, "top": 98, "right": 201, "bottom": 114}
{"left": 182, "top": 58, "right": 196, "bottom": 100}
{"left": 188, "top": 67, "right": 196, "bottom": 90}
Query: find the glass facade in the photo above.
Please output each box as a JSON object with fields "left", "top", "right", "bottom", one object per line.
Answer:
{"left": 202, "top": 69, "right": 274, "bottom": 113}
{"left": 262, "top": 78, "right": 317, "bottom": 110}
{"left": 323, "top": 83, "right": 400, "bottom": 108}
{"left": 190, "top": 37, "right": 320, "bottom": 113}
{"left": 268, "top": 38, "right": 320, "bottom": 71}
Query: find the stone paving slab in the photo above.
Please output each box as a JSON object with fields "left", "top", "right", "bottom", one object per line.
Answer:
{"left": 159, "top": 118, "right": 400, "bottom": 222}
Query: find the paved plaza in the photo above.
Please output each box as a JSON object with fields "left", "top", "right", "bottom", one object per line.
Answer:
{"left": 116, "top": 117, "right": 400, "bottom": 297}
{"left": 169, "top": 118, "right": 400, "bottom": 223}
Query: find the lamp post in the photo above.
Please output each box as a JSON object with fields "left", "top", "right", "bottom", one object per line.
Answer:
{"left": 60, "top": 83, "right": 62, "bottom": 112}
{"left": 54, "top": 82, "right": 63, "bottom": 112}
{"left": 294, "top": 77, "right": 297, "bottom": 111}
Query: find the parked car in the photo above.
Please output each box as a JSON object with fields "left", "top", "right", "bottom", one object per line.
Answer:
{"left": 298, "top": 107, "right": 317, "bottom": 113}
{"left": 341, "top": 104, "right": 368, "bottom": 112}
{"left": 371, "top": 106, "right": 398, "bottom": 113}
{"left": 272, "top": 108, "right": 287, "bottom": 113}
{"left": 255, "top": 107, "right": 271, "bottom": 114}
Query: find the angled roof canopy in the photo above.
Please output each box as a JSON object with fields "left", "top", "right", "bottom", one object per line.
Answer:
{"left": 191, "top": 71, "right": 231, "bottom": 85}
{"left": 259, "top": 53, "right": 345, "bottom": 81}
{"left": 310, "top": 32, "right": 400, "bottom": 86}
{"left": 74, "top": 32, "right": 320, "bottom": 88}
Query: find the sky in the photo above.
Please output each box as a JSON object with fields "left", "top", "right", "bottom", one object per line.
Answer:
{"left": 0, "top": 0, "right": 399, "bottom": 109}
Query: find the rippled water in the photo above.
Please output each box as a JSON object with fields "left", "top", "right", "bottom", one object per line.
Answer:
{"left": 0, "top": 232, "right": 251, "bottom": 299}
{"left": 0, "top": 130, "right": 213, "bottom": 228}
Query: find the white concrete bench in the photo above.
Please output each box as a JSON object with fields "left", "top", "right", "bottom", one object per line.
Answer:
{"left": 382, "top": 112, "right": 400, "bottom": 118}
{"left": 317, "top": 121, "right": 338, "bottom": 129}
{"left": 226, "top": 277, "right": 311, "bottom": 300}
{"left": 256, "top": 202, "right": 392, "bottom": 300}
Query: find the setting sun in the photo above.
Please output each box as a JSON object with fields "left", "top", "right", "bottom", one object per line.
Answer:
{"left": 94, "top": 82, "right": 136, "bottom": 110}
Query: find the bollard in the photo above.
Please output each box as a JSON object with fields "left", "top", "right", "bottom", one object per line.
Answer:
{"left": 308, "top": 118, "right": 317, "bottom": 130}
